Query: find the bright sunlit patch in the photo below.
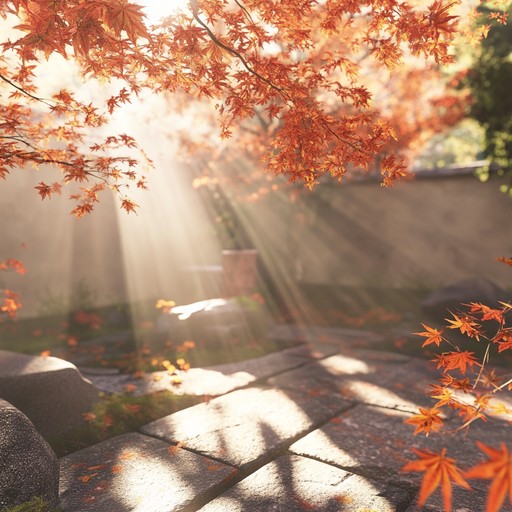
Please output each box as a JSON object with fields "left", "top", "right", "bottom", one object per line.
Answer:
{"left": 170, "top": 298, "right": 229, "bottom": 320}
{"left": 344, "top": 380, "right": 423, "bottom": 412}
{"left": 117, "top": 454, "right": 189, "bottom": 508}
{"left": 320, "top": 355, "right": 371, "bottom": 375}
{"left": 137, "top": 0, "right": 189, "bottom": 24}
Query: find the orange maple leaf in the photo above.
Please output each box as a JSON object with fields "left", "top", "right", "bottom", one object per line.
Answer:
{"left": 70, "top": 203, "right": 95, "bottom": 218}
{"left": 465, "top": 442, "right": 512, "bottom": 512}
{"left": 118, "top": 451, "right": 137, "bottom": 461}
{"left": 440, "top": 374, "right": 471, "bottom": 392}
{"left": 123, "top": 403, "right": 142, "bottom": 413}
{"left": 415, "top": 324, "right": 445, "bottom": 347}
{"left": 82, "top": 412, "right": 97, "bottom": 422}
{"left": 429, "top": 385, "right": 455, "bottom": 408}
{"left": 78, "top": 473, "right": 98, "bottom": 483}
{"left": 497, "top": 257, "right": 512, "bottom": 267}
{"left": 403, "top": 448, "right": 470, "bottom": 512}
{"left": 103, "top": 0, "right": 149, "bottom": 43}
{"left": 445, "top": 313, "right": 481, "bottom": 339}
{"left": 428, "top": 1, "right": 459, "bottom": 35}
{"left": 35, "top": 181, "right": 53, "bottom": 200}
{"left": 405, "top": 406, "right": 444, "bottom": 436}
{"left": 87, "top": 465, "right": 106, "bottom": 471}
{"left": 121, "top": 198, "right": 138, "bottom": 214}
{"left": 467, "top": 303, "right": 504, "bottom": 323}
{"left": 12, "top": 260, "right": 24, "bottom": 274}
{"left": 102, "top": 414, "right": 113, "bottom": 428}
{"left": 493, "top": 330, "right": 512, "bottom": 353}
{"left": 443, "top": 351, "right": 480, "bottom": 374}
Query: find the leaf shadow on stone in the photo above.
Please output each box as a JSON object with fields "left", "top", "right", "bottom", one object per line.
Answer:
{"left": 58, "top": 338, "right": 511, "bottom": 511}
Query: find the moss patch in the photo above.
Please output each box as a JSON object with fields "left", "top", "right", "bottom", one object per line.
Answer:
{"left": 1, "top": 497, "right": 61, "bottom": 512}
{"left": 49, "top": 391, "right": 202, "bottom": 457}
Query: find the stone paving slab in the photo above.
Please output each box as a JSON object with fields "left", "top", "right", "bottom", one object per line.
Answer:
{"left": 199, "top": 454, "right": 413, "bottom": 511}
{"left": 140, "top": 386, "right": 352, "bottom": 471}
{"left": 283, "top": 341, "right": 342, "bottom": 360}
{"left": 58, "top": 432, "right": 237, "bottom": 512}
{"left": 405, "top": 486, "right": 488, "bottom": 512}
{"left": 289, "top": 404, "right": 489, "bottom": 492}
{"left": 268, "top": 351, "right": 439, "bottom": 414}
{"left": 85, "top": 346, "right": 315, "bottom": 397}
{"left": 269, "top": 324, "right": 385, "bottom": 346}
{"left": 55, "top": 326, "right": 512, "bottom": 511}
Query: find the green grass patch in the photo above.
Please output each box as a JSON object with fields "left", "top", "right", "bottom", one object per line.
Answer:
{"left": 1, "top": 497, "right": 61, "bottom": 512}
{"left": 49, "top": 391, "right": 202, "bottom": 457}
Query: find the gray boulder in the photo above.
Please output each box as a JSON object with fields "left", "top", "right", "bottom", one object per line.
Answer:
{"left": 421, "top": 277, "right": 510, "bottom": 320}
{"left": 0, "top": 399, "right": 59, "bottom": 510}
{"left": 0, "top": 350, "right": 99, "bottom": 440}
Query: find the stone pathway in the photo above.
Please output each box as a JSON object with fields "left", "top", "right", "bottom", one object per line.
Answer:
{"left": 58, "top": 325, "right": 511, "bottom": 511}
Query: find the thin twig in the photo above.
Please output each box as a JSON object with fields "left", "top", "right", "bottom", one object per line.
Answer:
{"left": 234, "top": 0, "right": 257, "bottom": 26}
{"left": 492, "top": 376, "right": 512, "bottom": 394}
{"left": 189, "top": 0, "right": 288, "bottom": 100}
{"left": 472, "top": 341, "right": 491, "bottom": 389}
{"left": 0, "top": 73, "right": 54, "bottom": 108}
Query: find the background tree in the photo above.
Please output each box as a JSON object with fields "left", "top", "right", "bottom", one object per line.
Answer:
{"left": 466, "top": 6, "right": 512, "bottom": 192}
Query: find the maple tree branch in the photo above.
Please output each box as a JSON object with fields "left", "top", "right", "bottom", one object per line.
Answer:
{"left": 1, "top": 133, "right": 44, "bottom": 155}
{"left": 319, "top": 118, "right": 369, "bottom": 156}
{"left": 253, "top": 108, "right": 270, "bottom": 131}
{"left": 11, "top": 149, "right": 84, "bottom": 169}
{"left": 1, "top": 143, "right": 108, "bottom": 184}
{"left": 0, "top": 135, "right": 27, "bottom": 143}
{"left": 189, "top": 1, "right": 379, "bottom": 165}
{"left": 0, "top": 73, "right": 54, "bottom": 108}
{"left": 190, "top": 2, "right": 287, "bottom": 100}
{"left": 234, "top": 0, "right": 256, "bottom": 26}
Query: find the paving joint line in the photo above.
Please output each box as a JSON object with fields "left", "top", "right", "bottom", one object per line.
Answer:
{"left": 176, "top": 400, "right": 359, "bottom": 511}
{"left": 289, "top": 451, "right": 419, "bottom": 510}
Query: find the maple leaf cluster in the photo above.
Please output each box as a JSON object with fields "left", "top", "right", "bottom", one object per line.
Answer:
{"left": 164, "top": 0, "right": 470, "bottom": 193}
{"left": 0, "top": 0, "right": 152, "bottom": 215}
{"left": 0, "top": 258, "right": 24, "bottom": 320}
{"left": 404, "top": 291, "right": 512, "bottom": 511}
{"left": 1, "top": 0, "right": 496, "bottom": 216}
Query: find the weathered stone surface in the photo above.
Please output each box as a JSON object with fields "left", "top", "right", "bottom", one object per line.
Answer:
{"left": 87, "top": 347, "right": 312, "bottom": 397}
{"left": 269, "top": 324, "right": 385, "bottom": 346}
{"left": 421, "top": 277, "right": 510, "bottom": 320}
{"left": 58, "top": 432, "right": 237, "bottom": 512}
{"left": 283, "top": 342, "right": 342, "bottom": 360}
{"left": 0, "top": 350, "right": 99, "bottom": 439}
{"left": 0, "top": 399, "right": 59, "bottom": 510}
{"left": 405, "top": 486, "right": 487, "bottom": 512}
{"left": 141, "top": 386, "right": 352, "bottom": 470}
{"left": 290, "top": 404, "right": 487, "bottom": 491}
{"left": 269, "top": 351, "right": 437, "bottom": 413}
{"left": 199, "top": 454, "right": 412, "bottom": 511}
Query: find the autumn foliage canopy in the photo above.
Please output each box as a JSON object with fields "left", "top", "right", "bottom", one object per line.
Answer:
{"left": 0, "top": 0, "right": 480, "bottom": 216}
